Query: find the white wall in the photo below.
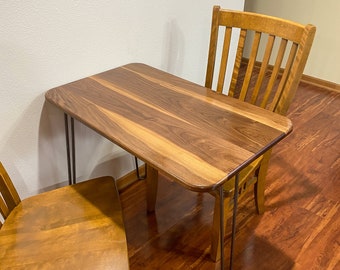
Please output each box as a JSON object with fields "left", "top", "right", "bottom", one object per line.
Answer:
{"left": 1, "top": 1, "right": 244, "bottom": 198}
{"left": 245, "top": 0, "right": 340, "bottom": 84}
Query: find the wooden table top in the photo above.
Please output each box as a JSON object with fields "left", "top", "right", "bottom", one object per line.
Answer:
{"left": 45, "top": 63, "right": 292, "bottom": 192}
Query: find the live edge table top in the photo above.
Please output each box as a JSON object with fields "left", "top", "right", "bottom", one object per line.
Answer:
{"left": 45, "top": 63, "right": 292, "bottom": 192}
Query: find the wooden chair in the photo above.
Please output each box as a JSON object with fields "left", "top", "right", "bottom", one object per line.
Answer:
{"left": 0, "top": 162, "right": 129, "bottom": 269}
{"left": 205, "top": 6, "right": 316, "bottom": 261}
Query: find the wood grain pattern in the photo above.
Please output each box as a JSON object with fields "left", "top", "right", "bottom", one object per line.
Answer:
{"left": 119, "top": 82, "right": 340, "bottom": 269}
{"left": 45, "top": 63, "right": 292, "bottom": 192}
{"left": 0, "top": 164, "right": 129, "bottom": 270}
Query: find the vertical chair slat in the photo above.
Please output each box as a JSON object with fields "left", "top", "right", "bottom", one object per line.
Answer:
{"left": 239, "top": 31, "right": 262, "bottom": 101}
{"left": 269, "top": 43, "right": 298, "bottom": 111}
{"left": 0, "top": 162, "right": 21, "bottom": 220}
{"left": 274, "top": 24, "right": 316, "bottom": 115}
{"left": 205, "top": 5, "right": 220, "bottom": 89}
{"left": 260, "top": 38, "right": 288, "bottom": 108}
{"left": 229, "top": 28, "right": 247, "bottom": 97}
{"left": 0, "top": 196, "right": 10, "bottom": 220}
{"left": 216, "top": 27, "right": 232, "bottom": 93}
{"left": 251, "top": 34, "right": 276, "bottom": 105}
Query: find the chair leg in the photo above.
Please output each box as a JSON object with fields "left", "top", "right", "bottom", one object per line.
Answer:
{"left": 210, "top": 194, "right": 231, "bottom": 262}
{"left": 146, "top": 163, "right": 158, "bottom": 213}
{"left": 254, "top": 149, "right": 272, "bottom": 215}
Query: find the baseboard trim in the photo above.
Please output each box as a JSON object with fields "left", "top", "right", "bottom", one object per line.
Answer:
{"left": 300, "top": 74, "right": 340, "bottom": 93}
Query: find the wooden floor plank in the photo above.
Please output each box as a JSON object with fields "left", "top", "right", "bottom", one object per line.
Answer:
{"left": 120, "top": 82, "right": 340, "bottom": 269}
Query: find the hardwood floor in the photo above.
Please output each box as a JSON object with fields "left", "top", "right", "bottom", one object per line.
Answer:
{"left": 119, "top": 82, "right": 340, "bottom": 270}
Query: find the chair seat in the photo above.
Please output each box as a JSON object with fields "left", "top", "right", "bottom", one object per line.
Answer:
{"left": 0, "top": 177, "right": 129, "bottom": 270}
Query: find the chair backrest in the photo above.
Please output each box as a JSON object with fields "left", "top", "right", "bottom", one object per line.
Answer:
{"left": 205, "top": 6, "right": 316, "bottom": 115}
{"left": 0, "top": 162, "right": 21, "bottom": 227}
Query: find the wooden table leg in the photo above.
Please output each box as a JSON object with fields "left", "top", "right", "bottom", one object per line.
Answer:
{"left": 146, "top": 163, "right": 158, "bottom": 213}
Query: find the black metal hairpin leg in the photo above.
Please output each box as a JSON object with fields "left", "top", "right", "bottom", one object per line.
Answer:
{"left": 64, "top": 114, "right": 72, "bottom": 185}
{"left": 219, "top": 185, "right": 225, "bottom": 270}
{"left": 230, "top": 173, "right": 240, "bottom": 270}
{"left": 71, "top": 117, "right": 76, "bottom": 184}
{"left": 64, "top": 113, "right": 76, "bottom": 185}
{"left": 135, "top": 156, "right": 146, "bottom": 180}
{"left": 218, "top": 173, "right": 239, "bottom": 270}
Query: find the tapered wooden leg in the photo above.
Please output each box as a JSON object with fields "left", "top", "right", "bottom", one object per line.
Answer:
{"left": 254, "top": 149, "right": 272, "bottom": 214}
{"left": 146, "top": 163, "right": 158, "bottom": 213}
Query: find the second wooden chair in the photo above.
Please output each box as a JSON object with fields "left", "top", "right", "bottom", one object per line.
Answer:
{"left": 0, "top": 162, "right": 129, "bottom": 269}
